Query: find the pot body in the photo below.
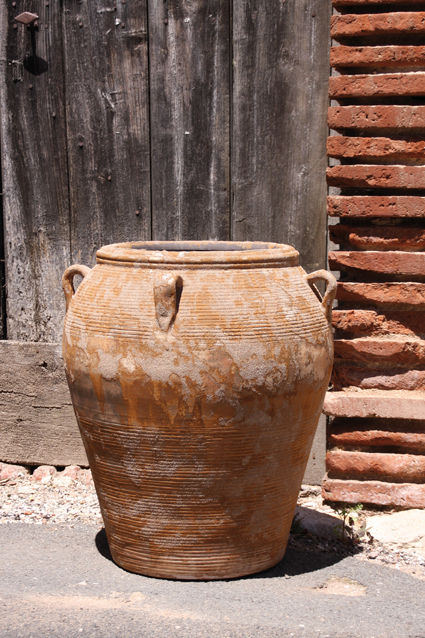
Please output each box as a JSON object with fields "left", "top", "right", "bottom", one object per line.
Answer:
{"left": 62, "top": 241, "right": 335, "bottom": 580}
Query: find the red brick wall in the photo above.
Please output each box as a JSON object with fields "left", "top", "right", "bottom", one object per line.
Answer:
{"left": 325, "top": 0, "right": 425, "bottom": 508}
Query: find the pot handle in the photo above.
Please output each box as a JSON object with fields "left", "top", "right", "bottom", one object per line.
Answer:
{"left": 62, "top": 264, "right": 92, "bottom": 311}
{"left": 305, "top": 269, "right": 337, "bottom": 323}
{"left": 154, "top": 273, "right": 183, "bottom": 332}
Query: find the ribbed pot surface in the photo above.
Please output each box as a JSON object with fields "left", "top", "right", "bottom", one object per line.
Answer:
{"left": 62, "top": 241, "right": 334, "bottom": 579}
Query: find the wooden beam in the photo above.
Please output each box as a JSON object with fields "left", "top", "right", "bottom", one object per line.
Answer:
{"left": 0, "top": 341, "right": 87, "bottom": 466}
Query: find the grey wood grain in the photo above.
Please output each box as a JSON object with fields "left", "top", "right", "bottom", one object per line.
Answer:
{"left": 0, "top": 173, "right": 5, "bottom": 339}
{"left": 0, "top": 341, "right": 87, "bottom": 467}
{"left": 231, "top": 0, "right": 331, "bottom": 273}
{"left": 63, "top": 0, "right": 151, "bottom": 266}
{"left": 0, "top": 0, "right": 71, "bottom": 341}
{"left": 149, "top": 0, "right": 230, "bottom": 241}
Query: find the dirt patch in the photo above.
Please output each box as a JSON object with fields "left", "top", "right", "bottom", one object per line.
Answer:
{"left": 315, "top": 576, "right": 367, "bottom": 597}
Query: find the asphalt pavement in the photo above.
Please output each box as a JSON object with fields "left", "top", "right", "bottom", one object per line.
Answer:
{"left": 1, "top": 522, "right": 425, "bottom": 638}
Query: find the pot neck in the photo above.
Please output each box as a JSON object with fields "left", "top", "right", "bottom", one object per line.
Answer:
{"left": 96, "top": 241, "right": 299, "bottom": 269}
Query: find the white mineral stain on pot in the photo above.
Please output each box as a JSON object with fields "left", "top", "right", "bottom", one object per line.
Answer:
{"left": 149, "top": 252, "right": 165, "bottom": 262}
{"left": 120, "top": 352, "right": 136, "bottom": 374}
{"left": 77, "top": 325, "right": 89, "bottom": 352}
{"left": 224, "top": 341, "right": 286, "bottom": 388}
{"left": 96, "top": 350, "right": 119, "bottom": 381}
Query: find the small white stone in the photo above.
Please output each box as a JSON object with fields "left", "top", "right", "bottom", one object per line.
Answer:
{"left": 53, "top": 475, "right": 73, "bottom": 488}
{"left": 367, "top": 510, "right": 425, "bottom": 546}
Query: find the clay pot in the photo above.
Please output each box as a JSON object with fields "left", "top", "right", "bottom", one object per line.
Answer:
{"left": 62, "top": 241, "right": 336, "bottom": 580}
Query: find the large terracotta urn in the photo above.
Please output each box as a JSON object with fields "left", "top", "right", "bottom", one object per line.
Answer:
{"left": 62, "top": 241, "right": 336, "bottom": 580}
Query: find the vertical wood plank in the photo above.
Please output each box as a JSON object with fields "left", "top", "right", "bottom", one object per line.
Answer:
{"left": 232, "top": 0, "right": 331, "bottom": 273}
{"left": 63, "top": 0, "right": 151, "bottom": 265}
{"left": 149, "top": 0, "right": 230, "bottom": 241}
{"left": 0, "top": 166, "right": 5, "bottom": 339}
{"left": 0, "top": 0, "right": 71, "bottom": 341}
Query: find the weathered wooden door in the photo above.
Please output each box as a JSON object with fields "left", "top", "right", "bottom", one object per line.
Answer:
{"left": 0, "top": 0, "right": 330, "bottom": 467}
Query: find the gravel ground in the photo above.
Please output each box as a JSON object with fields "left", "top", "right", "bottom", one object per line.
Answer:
{"left": 1, "top": 463, "right": 425, "bottom": 580}
{"left": 0, "top": 465, "right": 102, "bottom": 526}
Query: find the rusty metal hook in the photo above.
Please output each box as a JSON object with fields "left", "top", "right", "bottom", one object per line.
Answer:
{"left": 14, "top": 12, "right": 38, "bottom": 57}
{"left": 14, "top": 12, "right": 47, "bottom": 76}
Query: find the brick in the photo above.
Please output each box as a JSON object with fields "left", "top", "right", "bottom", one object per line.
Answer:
{"left": 32, "top": 465, "right": 57, "bottom": 484}
{"left": 327, "top": 165, "right": 425, "bottom": 189}
{"left": 334, "top": 336, "right": 425, "bottom": 365}
{"left": 324, "top": 389, "right": 425, "bottom": 419}
{"left": 0, "top": 462, "right": 29, "bottom": 481}
{"left": 329, "top": 250, "right": 425, "bottom": 277}
{"left": 328, "top": 106, "right": 425, "bottom": 133}
{"left": 331, "top": 13, "right": 425, "bottom": 41}
{"left": 330, "top": 224, "right": 425, "bottom": 251}
{"left": 322, "top": 478, "right": 425, "bottom": 508}
{"left": 333, "top": 0, "right": 425, "bottom": 6}
{"left": 327, "top": 449, "right": 425, "bottom": 482}
{"left": 329, "top": 73, "right": 425, "bottom": 99}
{"left": 331, "top": 45, "right": 425, "bottom": 69}
{"left": 332, "top": 309, "right": 425, "bottom": 338}
{"left": 336, "top": 282, "right": 425, "bottom": 307}
{"left": 331, "top": 416, "right": 425, "bottom": 432}
{"left": 328, "top": 196, "right": 425, "bottom": 218}
{"left": 332, "top": 309, "right": 382, "bottom": 336}
{"left": 332, "top": 365, "right": 425, "bottom": 391}
{"left": 329, "top": 424, "right": 425, "bottom": 453}
{"left": 327, "top": 136, "right": 425, "bottom": 163}
{"left": 62, "top": 465, "right": 81, "bottom": 479}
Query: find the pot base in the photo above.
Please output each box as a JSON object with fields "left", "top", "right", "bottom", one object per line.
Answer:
{"left": 108, "top": 542, "right": 289, "bottom": 581}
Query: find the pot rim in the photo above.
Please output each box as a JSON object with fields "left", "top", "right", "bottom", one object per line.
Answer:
{"left": 96, "top": 240, "right": 299, "bottom": 266}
